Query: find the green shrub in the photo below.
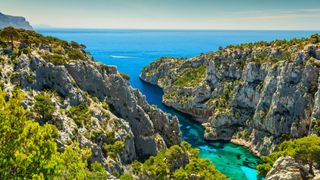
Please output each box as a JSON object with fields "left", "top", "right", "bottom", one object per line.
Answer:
{"left": 102, "top": 141, "right": 125, "bottom": 158}
{"left": 131, "top": 141, "right": 227, "bottom": 179}
{"left": 26, "top": 73, "right": 34, "bottom": 83}
{"left": 119, "top": 173, "right": 133, "bottom": 180}
{"left": 88, "top": 161, "right": 107, "bottom": 178}
{"left": 67, "top": 49, "right": 85, "bottom": 60}
{"left": 67, "top": 103, "right": 91, "bottom": 128}
{"left": 174, "top": 65, "right": 206, "bottom": 87}
{"left": 102, "top": 102, "right": 109, "bottom": 110}
{"left": 120, "top": 72, "right": 130, "bottom": 80}
{"left": 45, "top": 53, "right": 67, "bottom": 65}
{"left": 257, "top": 136, "right": 320, "bottom": 177}
{"left": 21, "top": 47, "right": 31, "bottom": 55}
{"left": 0, "top": 89, "right": 101, "bottom": 179}
{"left": 70, "top": 41, "right": 82, "bottom": 48}
{"left": 33, "top": 92, "right": 56, "bottom": 122}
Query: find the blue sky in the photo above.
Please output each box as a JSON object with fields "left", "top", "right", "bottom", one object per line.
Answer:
{"left": 1, "top": 0, "right": 320, "bottom": 30}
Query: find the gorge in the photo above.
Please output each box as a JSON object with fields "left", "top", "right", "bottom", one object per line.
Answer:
{"left": 140, "top": 33, "right": 320, "bottom": 157}
{"left": 39, "top": 29, "right": 319, "bottom": 179}
{"left": 0, "top": 0, "right": 319, "bottom": 178}
{"left": 0, "top": 25, "right": 318, "bottom": 179}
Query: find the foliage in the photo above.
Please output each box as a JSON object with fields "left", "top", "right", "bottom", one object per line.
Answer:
{"left": 59, "top": 143, "right": 92, "bottom": 179}
{"left": 45, "top": 53, "right": 67, "bottom": 65}
{"left": 312, "top": 118, "right": 320, "bottom": 135}
{"left": 224, "top": 34, "right": 320, "bottom": 51}
{"left": 0, "top": 27, "right": 88, "bottom": 64}
{"left": 257, "top": 136, "right": 320, "bottom": 177}
{"left": 131, "top": 141, "right": 227, "bottom": 179}
{"left": 67, "top": 49, "right": 85, "bottom": 60}
{"left": 102, "top": 141, "right": 125, "bottom": 158}
{"left": 120, "top": 72, "right": 130, "bottom": 81}
{"left": 0, "top": 89, "right": 104, "bottom": 179}
{"left": 174, "top": 65, "right": 207, "bottom": 87}
{"left": 70, "top": 41, "right": 82, "bottom": 48}
{"left": 26, "top": 73, "right": 34, "bottom": 83}
{"left": 119, "top": 173, "right": 134, "bottom": 180}
{"left": 21, "top": 47, "right": 31, "bottom": 55}
{"left": 33, "top": 92, "right": 56, "bottom": 122}
{"left": 0, "top": 27, "right": 19, "bottom": 49}
{"left": 0, "top": 89, "right": 59, "bottom": 178}
{"left": 67, "top": 103, "right": 92, "bottom": 128}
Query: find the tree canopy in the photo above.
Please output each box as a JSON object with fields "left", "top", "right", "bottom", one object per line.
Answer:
{"left": 0, "top": 88, "right": 105, "bottom": 179}
{"left": 257, "top": 136, "right": 320, "bottom": 177}
{"left": 129, "top": 141, "right": 227, "bottom": 180}
{"left": 0, "top": 27, "right": 19, "bottom": 49}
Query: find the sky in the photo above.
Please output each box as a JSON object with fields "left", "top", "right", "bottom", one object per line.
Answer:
{"left": 1, "top": 0, "right": 320, "bottom": 30}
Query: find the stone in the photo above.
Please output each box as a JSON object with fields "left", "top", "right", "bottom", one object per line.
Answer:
{"left": 266, "top": 157, "right": 311, "bottom": 180}
{"left": 0, "top": 12, "right": 33, "bottom": 30}
{"left": 140, "top": 38, "right": 320, "bottom": 156}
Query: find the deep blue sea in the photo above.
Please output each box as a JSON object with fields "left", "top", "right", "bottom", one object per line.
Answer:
{"left": 38, "top": 29, "right": 318, "bottom": 180}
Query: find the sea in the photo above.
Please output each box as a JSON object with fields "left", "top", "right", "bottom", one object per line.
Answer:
{"left": 38, "top": 29, "right": 319, "bottom": 180}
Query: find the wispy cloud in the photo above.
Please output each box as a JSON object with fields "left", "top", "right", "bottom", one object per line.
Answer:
{"left": 222, "top": 8, "right": 320, "bottom": 21}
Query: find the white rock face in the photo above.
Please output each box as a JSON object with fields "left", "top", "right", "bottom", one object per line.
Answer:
{"left": 141, "top": 39, "right": 320, "bottom": 156}
{"left": 0, "top": 12, "right": 33, "bottom": 30}
{"left": 0, "top": 46, "right": 181, "bottom": 176}
{"left": 266, "top": 157, "right": 311, "bottom": 180}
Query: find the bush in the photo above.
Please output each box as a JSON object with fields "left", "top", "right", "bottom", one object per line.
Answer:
{"left": 102, "top": 141, "right": 125, "bottom": 158}
{"left": 45, "top": 53, "right": 67, "bottom": 65}
{"left": 67, "top": 49, "right": 85, "bottom": 60}
{"left": 88, "top": 161, "right": 107, "bottom": 178}
{"left": 67, "top": 103, "right": 91, "bottom": 128}
{"left": 119, "top": 173, "right": 133, "bottom": 180}
{"left": 26, "top": 73, "right": 34, "bottom": 83}
{"left": 120, "top": 72, "right": 130, "bottom": 80}
{"left": 33, "top": 93, "right": 56, "bottom": 122}
{"left": 131, "top": 141, "right": 227, "bottom": 179}
{"left": 21, "top": 47, "right": 31, "bottom": 55}
{"left": 174, "top": 65, "right": 206, "bottom": 87}
{"left": 257, "top": 136, "right": 320, "bottom": 177}
{"left": 0, "top": 89, "right": 101, "bottom": 179}
{"left": 70, "top": 41, "right": 82, "bottom": 48}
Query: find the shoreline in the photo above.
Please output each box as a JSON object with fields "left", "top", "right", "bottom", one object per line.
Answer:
{"left": 230, "top": 138, "right": 261, "bottom": 157}
{"left": 140, "top": 77, "right": 262, "bottom": 158}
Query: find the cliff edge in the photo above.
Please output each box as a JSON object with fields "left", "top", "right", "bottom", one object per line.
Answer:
{"left": 141, "top": 34, "right": 320, "bottom": 156}
{"left": 0, "top": 12, "right": 33, "bottom": 30}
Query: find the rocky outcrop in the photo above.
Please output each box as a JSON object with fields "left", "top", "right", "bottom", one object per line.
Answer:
{"left": 0, "top": 12, "right": 33, "bottom": 30}
{"left": 141, "top": 35, "right": 320, "bottom": 156}
{"left": 266, "top": 157, "right": 313, "bottom": 180}
{"left": 0, "top": 30, "right": 180, "bottom": 177}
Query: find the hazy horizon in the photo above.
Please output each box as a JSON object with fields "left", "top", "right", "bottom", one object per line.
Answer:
{"left": 34, "top": 27, "right": 320, "bottom": 31}
{"left": 1, "top": 0, "right": 320, "bottom": 30}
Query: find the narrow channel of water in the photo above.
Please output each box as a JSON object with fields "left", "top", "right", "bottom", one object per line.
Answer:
{"left": 38, "top": 29, "right": 317, "bottom": 179}
{"left": 139, "top": 82, "right": 263, "bottom": 180}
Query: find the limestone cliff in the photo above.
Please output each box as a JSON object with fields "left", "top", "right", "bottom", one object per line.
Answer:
{"left": 266, "top": 157, "right": 312, "bottom": 180}
{"left": 141, "top": 34, "right": 320, "bottom": 156}
{"left": 0, "top": 12, "right": 33, "bottom": 30}
{"left": 0, "top": 28, "right": 181, "bottom": 178}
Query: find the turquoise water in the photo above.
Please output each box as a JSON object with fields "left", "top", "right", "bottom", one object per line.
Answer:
{"left": 38, "top": 29, "right": 318, "bottom": 180}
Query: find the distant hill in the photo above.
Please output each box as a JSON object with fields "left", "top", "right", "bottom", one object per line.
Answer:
{"left": 0, "top": 12, "right": 33, "bottom": 30}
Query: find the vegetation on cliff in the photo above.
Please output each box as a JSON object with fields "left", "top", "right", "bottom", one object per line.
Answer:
{"left": 141, "top": 34, "right": 320, "bottom": 140}
{"left": 123, "top": 141, "right": 227, "bottom": 180}
{"left": 141, "top": 34, "right": 320, "bottom": 178}
{"left": 0, "top": 27, "right": 226, "bottom": 179}
{"left": 257, "top": 136, "right": 320, "bottom": 177}
{"left": 0, "top": 89, "right": 105, "bottom": 179}
{"left": 0, "top": 27, "right": 88, "bottom": 64}
{"left": 174, "top": 65, "right": 207, "bottom": 87}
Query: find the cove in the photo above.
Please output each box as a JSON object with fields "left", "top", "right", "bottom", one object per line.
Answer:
{"left": 38, "top": 29, "right": 318, "bottom": 179}
{"left": 139, "top": 82, "right": 263, "bottom": 180}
